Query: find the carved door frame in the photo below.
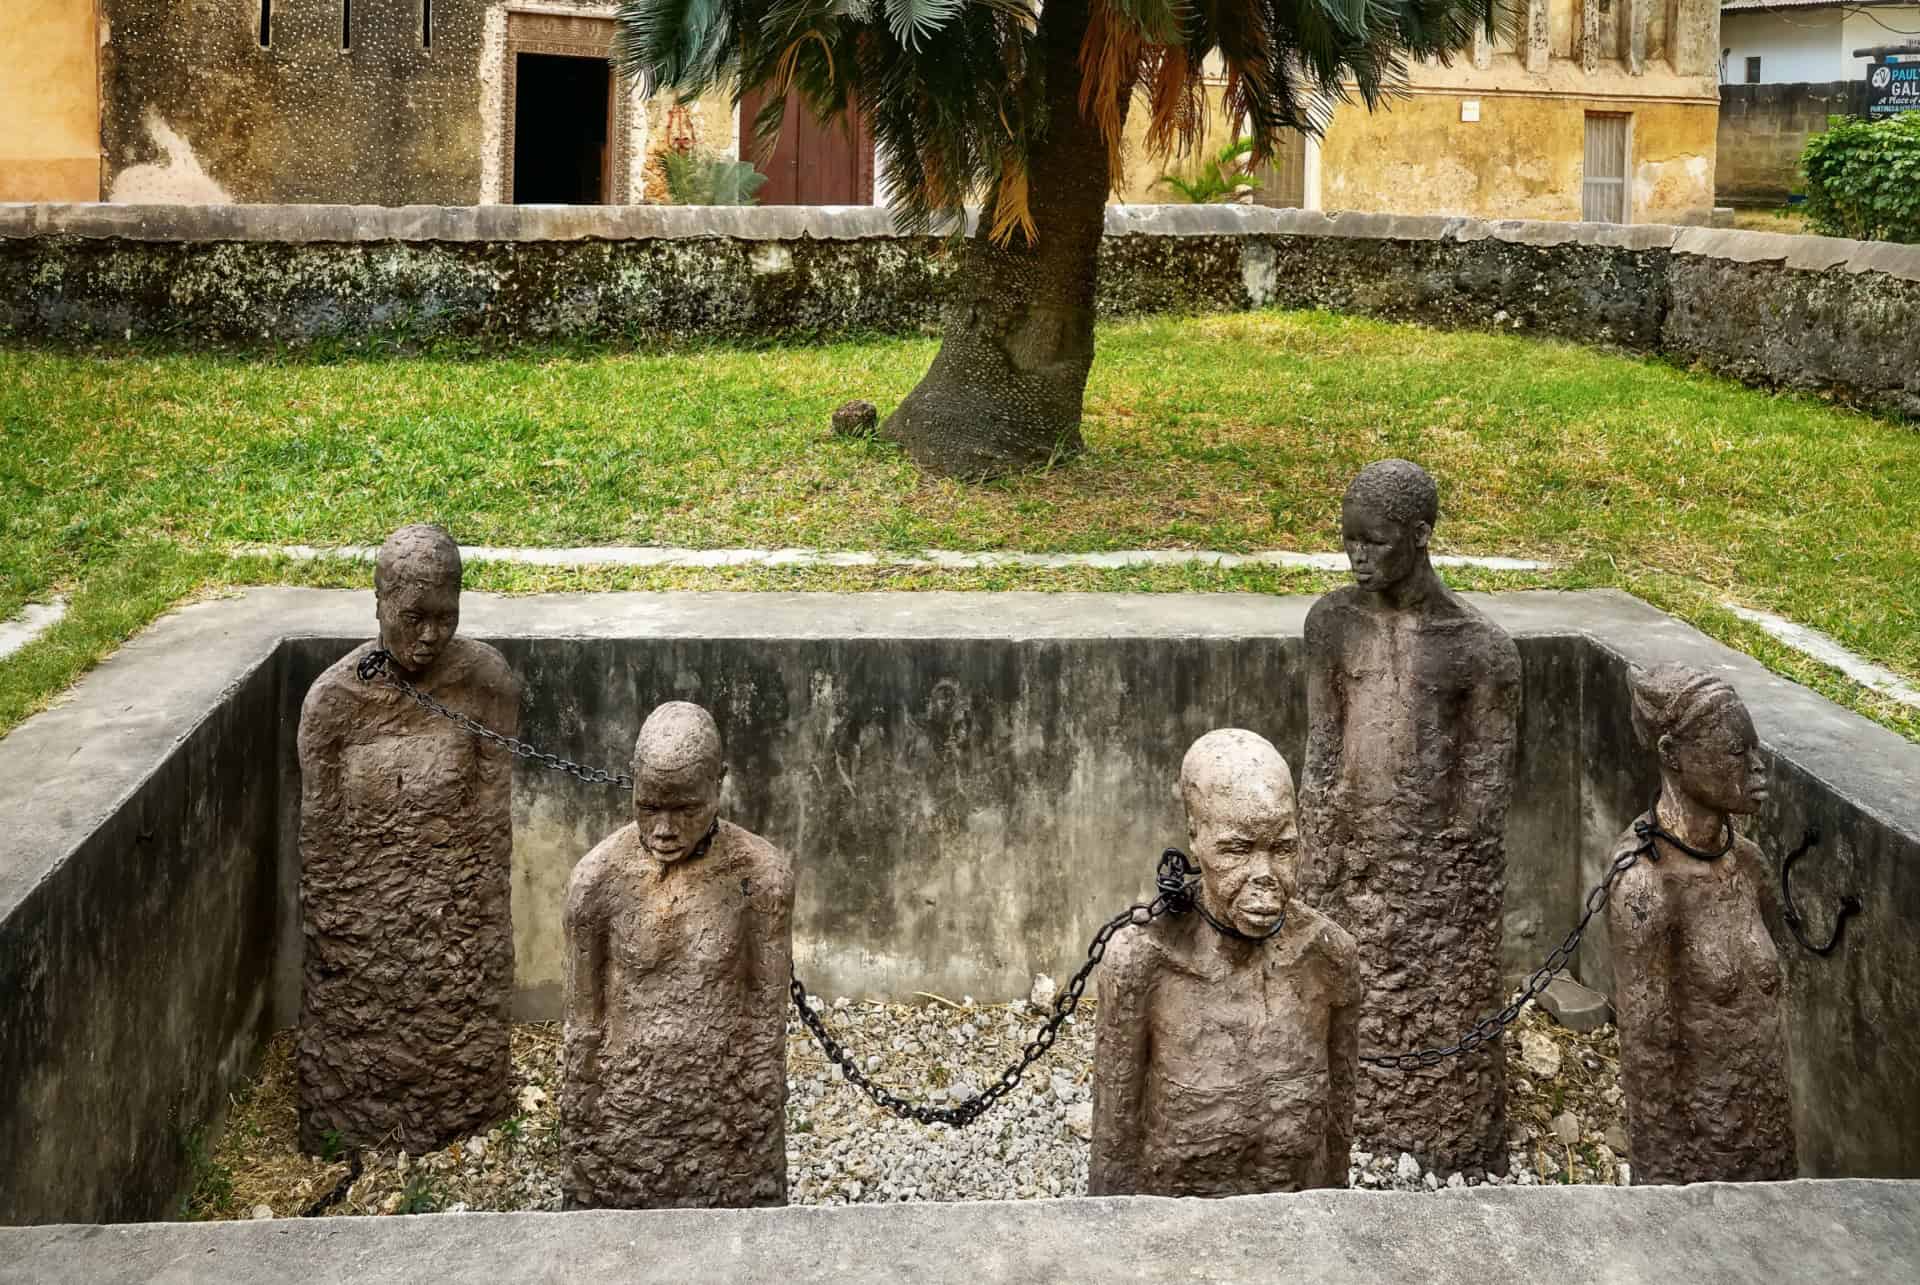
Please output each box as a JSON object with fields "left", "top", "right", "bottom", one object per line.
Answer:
{"left": 498, "top": 10, "right": 632, "bottom": 204}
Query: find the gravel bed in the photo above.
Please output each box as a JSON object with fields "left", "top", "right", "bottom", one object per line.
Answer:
{"left": 196, "top": 982, "right": 1629, "bottom": 1219}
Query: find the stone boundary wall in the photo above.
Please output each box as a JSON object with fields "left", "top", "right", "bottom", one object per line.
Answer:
{"left": 1717, "top": 82, "right": 1866, "bottom": 206}
{"left": 2, "top": 202, "right": 1917, "bottom": 417}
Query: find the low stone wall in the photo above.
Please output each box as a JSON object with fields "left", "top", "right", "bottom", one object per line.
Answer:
{"left": 2, "top": 203, "right": 1916, "bottom": 419}
{"left": 1717, "top": 82, "right": 1865, "bottom": 206}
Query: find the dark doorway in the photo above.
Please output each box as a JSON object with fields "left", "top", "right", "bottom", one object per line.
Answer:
{"left": 513, "top": 53, "right": 612, "bottom": 203}
{"left": 739, "top": 90, "right": 874, "bottom": 205}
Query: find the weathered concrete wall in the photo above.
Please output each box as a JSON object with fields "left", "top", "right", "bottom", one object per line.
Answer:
{"left": 0, "top": 608, "right": 282, "bottom": 1226}
{"left": 6, "top": 1180, "right": 1920, "bottom": 1284}
{"left": 3, "top": 203, "right": 1918, "bottom": 418}
{"left": 1716, "top": 82, "right": 1865, "bottom": 206}
{"left": 1321, "top": 97, "right": 1718, "bottom": 227}
{"left": 0, "top": 0, "right": 101, "bottom": 201}
{"left": 4, "top": 589, "right": 1920, "bottom": 1221}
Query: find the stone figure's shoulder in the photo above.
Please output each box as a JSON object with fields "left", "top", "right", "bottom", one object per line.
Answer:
{"left": 1289, "top": 902, "right": 1360, "bottom": 981}
{"left": 1102, "top": 915, "right": 1180, "bottom": 992}
{"left": 717, "top": 820, "right": 795, "bottom": 902}
{"left": 566, "top": 823, "right": 637, "bottom": 918}
{"left": 1607, "top": 824, "right": 1671, "bottom": 930}
{"left": 442, "top": 636, "right": 521, "bottom": 698}
{"left": 1443, "top": 591, "right": 1522, "bottom": 670}
{"left": 1304, "top": 588, "right": 1365, "bottom": 642}
{"left": 299, "top": 642, "right": 380, "bottom": 735}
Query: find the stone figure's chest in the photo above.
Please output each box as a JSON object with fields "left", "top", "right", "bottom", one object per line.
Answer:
{"left": 1678, "top": 874, "right": 1781, "bottom": 1001}
{"left": 338, "top": 714, "right": 478, "bottom": 812}
{"left": 1147, "top": 965, "right": 1328, "bottom": 1089}
{"left": 607, "top": 872, "right": 750, "bottom": 977}
{"left": 1338, "top": 620, "right": 1475, "bottom": 715}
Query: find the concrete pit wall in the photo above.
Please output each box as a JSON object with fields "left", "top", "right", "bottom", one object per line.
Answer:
{"left": 2, "top": 590, "right": 1918, "bottom": 1225}
{"left": 2, "top": 203, "right": 1917, "bottom": 420}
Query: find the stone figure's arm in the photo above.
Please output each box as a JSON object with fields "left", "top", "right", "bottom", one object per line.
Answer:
{"left": 1608, "top": 860, "right": 1680, "bottom": 1125}
{"left": 1300, "top": 605, "right": 1344, "bottom": 885}
{"left": 472, "top": 650, "right": 523, "bottom": 794}
{"left": 1087, "top": 938, "right": 1150, "bottom": 1196}
{"left": 563, "top": 855, "right": 611, "bottom": 1068}
{"left": 1324, "top": 941, "right": 1362, "bottom": 1188}
{"left": 1737, "top": 839, "right": 1790, "bottom": 950}
{"left": 749, "top": 847, "right": 797, "bottom": 1064}
{"left": 296, "top": 681, "right": 350, "bottom": 853}
{"left": 1459, "top": 636, "right": 1523, "bottom": 830}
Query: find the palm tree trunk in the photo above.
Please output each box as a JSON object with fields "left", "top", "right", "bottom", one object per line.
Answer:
{"left": 881, "top": 0, "right": 1116, "bottom": 479}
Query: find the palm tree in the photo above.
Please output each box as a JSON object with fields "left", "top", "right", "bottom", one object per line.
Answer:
{"left": 617, "top": 0, "right": 1497, "bottom": 479}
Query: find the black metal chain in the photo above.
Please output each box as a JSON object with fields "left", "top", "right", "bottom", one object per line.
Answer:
{"left": 788, "top": 850, "right": 1204, "bottom": 1128}
{"left": 358, "top": 648, "right": 634, "bottom": 789}
{"left": 1362, "top": 802, "right": 1767, "bottom": 1072}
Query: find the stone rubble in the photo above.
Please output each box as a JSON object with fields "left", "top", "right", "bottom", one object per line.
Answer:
{"left": 203, "top": 988, "right": 1629, "bottom": 1218}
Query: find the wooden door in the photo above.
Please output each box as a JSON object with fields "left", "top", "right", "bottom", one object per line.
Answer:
{"left": 739, "top": 92, "right": 875, "bottom": 205}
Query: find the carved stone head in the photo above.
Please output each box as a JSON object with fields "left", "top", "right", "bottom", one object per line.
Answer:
{"left": 1340, "top": 459, "right": 1438, "bottom": 594}
{"left": 374, "top": 524, "right": 462, "bottom": 677}
{"left": 1179, "top": 729, "right": 1300, "bottom": 937}
{"left": 631, "top": 701, "right": 728, "bottom": 862}
{"left": 1630, "top": 664, "right": 1769, "bottom": 816}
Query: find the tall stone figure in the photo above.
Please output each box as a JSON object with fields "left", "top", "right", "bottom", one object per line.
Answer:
{"left": 1607, "top": 664, "right": 1796, "bottom": 1184}
{"left": 1091, "top": 729, "right": 1360, "bottom": 1197}
{"left": 296, "top": 525, "right": 520, "bottom": 1154}
{"left": 562, "top": 702, "right": 795, "bottom": 1209}
{"left": 1298, "top": 460, "right": 1521, "bottom": 1175}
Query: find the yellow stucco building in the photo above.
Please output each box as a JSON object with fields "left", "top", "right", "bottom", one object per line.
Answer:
{"left": 0, "top": 0, "right": 102, "bottom": 201}
{"left": 1121, "top": 0, "right": 1722, "bottom": 225}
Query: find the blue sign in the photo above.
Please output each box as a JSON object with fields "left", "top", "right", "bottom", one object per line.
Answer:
{"left": 1868, "top": 61, "right": 1920, "bottom": 116}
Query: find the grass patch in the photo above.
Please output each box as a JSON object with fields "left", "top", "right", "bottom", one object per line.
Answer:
{"left": 2, "top": 310, "right": 1915, "bottom": 740}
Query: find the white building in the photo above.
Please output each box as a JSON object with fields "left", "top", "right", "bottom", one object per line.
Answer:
{"left": 1720, "top": 0, "right": 1920, "bottom": 84}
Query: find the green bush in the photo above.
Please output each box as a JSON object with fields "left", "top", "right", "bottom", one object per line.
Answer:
{"left": 657, "top": 148, "right": 768, "bottom": 206}
{"left": 1801, "top": 112, "right": 1920, "bottom": 244}
{"left": 1156, "top": 138, "right": 1261, "bottom": 205}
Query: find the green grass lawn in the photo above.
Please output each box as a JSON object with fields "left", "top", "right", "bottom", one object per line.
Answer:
{"left": 2, "top": 309, "right": 1916, "bottom": 739}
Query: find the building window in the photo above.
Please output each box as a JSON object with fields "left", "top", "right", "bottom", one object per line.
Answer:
{"left": 1582, "top": 113, "right": 1631, "bottom": 224}
{"left": 423, "top": 0, "right": 433, "bottom": 50}
{"left": 1746, "top": 56, "right": 1762, "bottom": 84}
{"left": 342, "top": 0, "right": 352, "bottom": 51}
{"left": 259, "top": 0, "right": 270, "bottom": 47}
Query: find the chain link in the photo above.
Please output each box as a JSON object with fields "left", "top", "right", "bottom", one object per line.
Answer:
{"left": 788, "top": 850, "right": 1202, "bottom": 1128}
{"left": 358, "top": 649, "right": 634, "bottom": 789}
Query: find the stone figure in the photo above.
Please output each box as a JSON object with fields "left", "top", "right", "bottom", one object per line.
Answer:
{"left": 1607, "top": 664, "right": 1796, "bottom": 1184}
{"left": 296, "top": 525, "right": 520, "bottom": 1154}
{"left": 562, "top": 702, "right": 795, "bottom": 1209}
{"left": 1090, "top": 729, "right": 1361, "bottom": 1198}
{"left": 1297, "top": 459, "right": 1522, "bottom": 1175}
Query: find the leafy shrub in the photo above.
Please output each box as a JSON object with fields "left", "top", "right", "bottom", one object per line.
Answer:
{"left": 657, "top": 148, "right": 769, "bottom": 206}
{"left": 1156, "top": 138, "right": 1261, "bottom": 205}
{"left": 1801, "top": 113, "right": 1920, "bottom": 244}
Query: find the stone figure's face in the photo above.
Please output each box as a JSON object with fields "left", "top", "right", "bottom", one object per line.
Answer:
{"left": 376, "top": 579, "right": 460, "bottom": 676}
{"left": 1660, "top": 699, "right": 1768, "bottom": 817}
{"left": 633, "top": 761, "right": 725, "bottom": 862}
{"left": 1189, "top": 796, "right": 1299, "bottom": 937}
{"left": 1340, "top": 500, "right": 1430, "bottom": 593}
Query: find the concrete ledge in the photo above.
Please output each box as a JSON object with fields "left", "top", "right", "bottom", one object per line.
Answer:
{"left": 4, "top": 203, "right": 1913, "bottom": 282}
{"left": 3, "top": 1181, "right": 1916, "bottom": 1283}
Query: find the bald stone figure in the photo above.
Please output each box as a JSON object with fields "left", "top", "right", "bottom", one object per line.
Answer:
{"left": 1298, "top": 460, "right": 1521, "bottom": 1176}
{"left": 562, "top": 702, "right": 795, "bottom": 1209}
{"left": 297, "top": 525, "right": 520, "bottom": 1154}
{"left": 1608, "top": 664, "right": 1796, "bottom": 1184}
{"left": 1090, "top": 730, "right": 1361, "bottom": 1197}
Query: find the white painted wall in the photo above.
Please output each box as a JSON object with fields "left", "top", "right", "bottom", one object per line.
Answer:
{"left": 1842, "top": 8, "right": 1920, "bottom": 74}
{"left": 1721, "top": 7, "right": 1920, "bottom": 84}
{"left": 1722, "top": 10, "right": 1848, "bottom": 83}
